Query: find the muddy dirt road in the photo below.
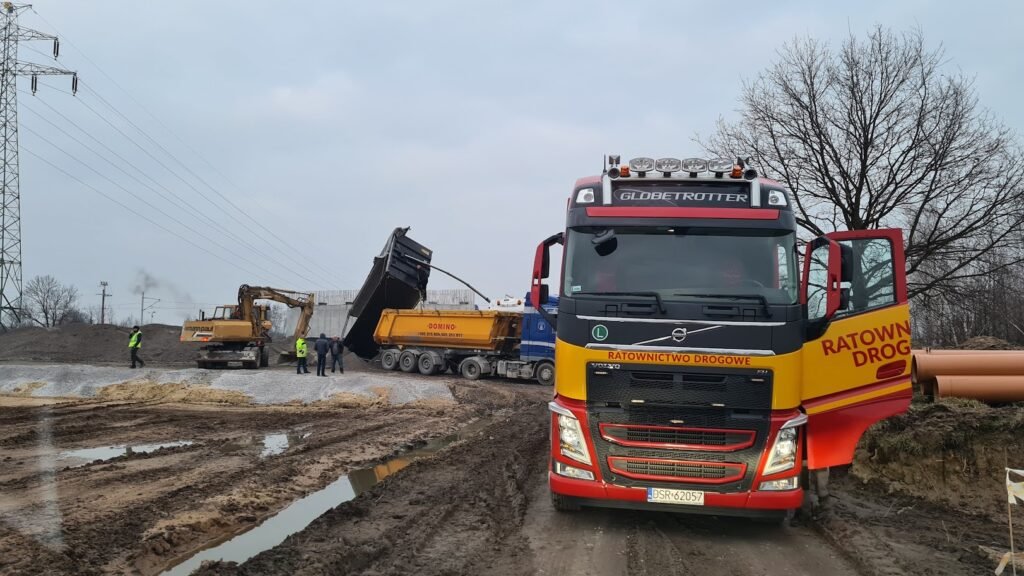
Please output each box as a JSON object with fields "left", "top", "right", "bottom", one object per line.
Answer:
{"left": 0, "top": 372, "right": 1007, "bottom": 576}
{"left": 195, "top": 403, "right": 996, "bottom": 576}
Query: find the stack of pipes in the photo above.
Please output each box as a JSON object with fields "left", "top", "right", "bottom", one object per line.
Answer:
{"left": 912, "top": 349, "right": 1024, "bottom": 402}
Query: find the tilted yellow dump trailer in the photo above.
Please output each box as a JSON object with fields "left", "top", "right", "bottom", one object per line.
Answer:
{"left": 373, "top": 309, "right": 555, "bottom": 384}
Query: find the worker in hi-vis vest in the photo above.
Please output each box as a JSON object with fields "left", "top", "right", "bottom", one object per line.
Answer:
{"left": 295, "top": 337, "right": 310, "bottom": 375}
{"left": 128, "top": 326, "right": 145, "bottom": 369}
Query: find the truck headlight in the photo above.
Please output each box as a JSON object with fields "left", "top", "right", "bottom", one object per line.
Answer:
{"left": 558, "top": 414, "right": 592, "bottom": 465}
{"left": 550, "top": 402, "right": 592, "bottom": 465}
{"left": 763, "top": 415, "right": 806, "bottom": 476}
{"left": 555, "top": 461, "right": 595, "bottom": 481}
{"left": 759, "top": 476, "right": 799, "bottom": 491}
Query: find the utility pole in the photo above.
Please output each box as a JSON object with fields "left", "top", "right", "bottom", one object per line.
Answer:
{"left": 0, "top": 3, "right": 77, "bottom": 329}
{"left": 140, "top": 291, "right": 159, "bottom": 326}
{"left": 97, "top": 281, "right": 110, "bottom": 324}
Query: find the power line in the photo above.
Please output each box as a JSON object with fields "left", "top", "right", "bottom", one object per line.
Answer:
{"left": 21, "top": 145, "right": 295, "bottom": 285}
{"left": 24, "top": 13, "right": 346, "bottom": 287}
{"left": 80, "top": 81, "right": 346, "bottom": 288}
{"left": 19, "top": 92, "right": 332, "bottom": 290}
{"left": 24, "top": 8, "right": 346, "bottom": 290}
{"left": 71, "top": 87, "right": 340, "bottom": 290}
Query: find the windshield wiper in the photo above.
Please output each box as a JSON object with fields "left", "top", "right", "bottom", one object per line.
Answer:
{"left": 574, "top": 291, "right": 666, "bottom": 314}
{"left": 673, "top": 293, "right": 773, "bottom": 318}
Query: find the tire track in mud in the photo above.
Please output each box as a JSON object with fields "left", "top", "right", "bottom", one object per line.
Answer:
{"left": 0, "top": 397, "right": 502, "bottom": 576}
{"left": 816, "top": 475, "right": 1003, "bottom": 576}
{"left": 193, "top": 404, "right": 549, "bottom": 576}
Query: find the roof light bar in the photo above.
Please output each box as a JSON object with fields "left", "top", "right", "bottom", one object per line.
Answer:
{"left": 629, "top": 157, "right": 655, "bottom": 175}
{"left": 707, "top": 158, "right": 733, "bottom": 173}
{"left": 655, "top": 157, "right": 682, "bottom": 175}
{"left": 679, "top": 158, "right": 708, "bottom": 175}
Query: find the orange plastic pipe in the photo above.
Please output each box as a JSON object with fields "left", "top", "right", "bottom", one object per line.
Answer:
{"left": 913, "top": 354, "right": 1024, "bottom": 382}
{"left": 935, "top": 375, "right": 1024, "bottom": 402}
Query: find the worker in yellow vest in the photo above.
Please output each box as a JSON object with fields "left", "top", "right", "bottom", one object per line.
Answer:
{"left": 295, "top": 337, "right": 310, "bottom": 375}
{"left": 128, "top": 326, "right": 145, "bottom": 369}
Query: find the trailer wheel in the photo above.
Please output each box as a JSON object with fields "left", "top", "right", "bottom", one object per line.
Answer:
{"left": 535, "top": 361, "right": 555, "bottom": 386}
{"left": 418, "top": 352, "right": 441, "bottom": 375}
{"left": 461, "top": 358, "right": 483, "bottom": 380}
{"left": 381, "top": 350, "right": 399, "bottom": 371}
{"left": 399, "top": 350, "right": 419, "bottom": 373}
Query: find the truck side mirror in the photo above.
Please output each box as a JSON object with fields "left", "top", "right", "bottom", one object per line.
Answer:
{"left": 531, "top": 232, "right": 564, "bottom": 328}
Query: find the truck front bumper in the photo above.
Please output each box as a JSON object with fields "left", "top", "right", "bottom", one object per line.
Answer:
{"left": 549, "top": 472, "right": 803, "bottom": 517}
{"left": 549, "top": 395, "right": 805, "bottom": 517}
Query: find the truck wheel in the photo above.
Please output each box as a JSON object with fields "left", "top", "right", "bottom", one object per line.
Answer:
{"left": 399, "top": 350, "right": 419, "bottom": 373}
{"left": 381, "top": 350, "right": 399, "bottom": 371}
{"left": 461, "top": 359, "right": 483, "bottom": 380}
{"left": 259, "top": 347, "right": 269, "bottom": 368}
{"left": 535, "top": 361, "right": 555, "bottom": 386}
{"left": 418, "top": 352, "right": 441, "bottom": 375}
{"left": 551, "top": 492, "right": 580, "bottom": 512}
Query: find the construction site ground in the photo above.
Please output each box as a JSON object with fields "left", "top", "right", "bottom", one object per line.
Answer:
{"left": 0, "top": 341, "right": 1019, "bottom": 574}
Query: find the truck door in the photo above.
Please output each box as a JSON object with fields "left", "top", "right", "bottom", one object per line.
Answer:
{"left": 799, "top": 229, "right": 911, "bottom": 469}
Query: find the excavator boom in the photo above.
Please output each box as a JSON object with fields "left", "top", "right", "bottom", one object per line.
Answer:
{"left": 181, "top": 284, "right": 316, "bottom": 369}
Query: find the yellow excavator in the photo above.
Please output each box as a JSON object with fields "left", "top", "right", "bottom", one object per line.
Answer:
{"left": 180, "top": 285, "right": 316, "bottom": 369}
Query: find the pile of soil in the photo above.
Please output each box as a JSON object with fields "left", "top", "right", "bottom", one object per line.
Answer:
{"left": 853, "top": 398, "right": 1024, "bottom": 520}
{"left": 958, "top": 335, "right": 1022, "bottom": 350}
{"left": 0, "top": 323, "right": 201, "bottom": 366}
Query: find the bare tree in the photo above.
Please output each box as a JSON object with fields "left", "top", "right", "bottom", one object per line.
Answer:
{"left": 702, "top": 26, "right": 1024, "bottom": 298}
{"left": 22, "top": 275, "right": 81, "bottom": 328}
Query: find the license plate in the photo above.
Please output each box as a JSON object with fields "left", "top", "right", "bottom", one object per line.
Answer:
{"left": 647, "top": 487, "right": 704, "bottom": 506}
{"left": 227, "top": 361, "right": 242, "bottom": 367}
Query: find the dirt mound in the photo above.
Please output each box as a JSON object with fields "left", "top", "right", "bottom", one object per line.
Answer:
{"left": 853, "top": 399, "right": 1024, "bottom": 519}
{"left": 0, "top": 323, "right": 201, "bottom": 366}
{"left": 958, "top": 335, "right": 1022, "bottom": 350}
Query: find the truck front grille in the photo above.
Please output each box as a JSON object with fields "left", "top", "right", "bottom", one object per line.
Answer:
{"left": 587, "top": 401, "right": 770, "bottom": 493}
{"left": 599, "top": 423, "right": 755, "bottom": 452}
{"left": 608, "top": 457, "right": 746, "bottom": 484}
{"left": 587, "top": 363, "right": 772, "bottom": 410}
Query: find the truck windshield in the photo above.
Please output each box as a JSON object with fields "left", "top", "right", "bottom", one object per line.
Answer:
{"left": 563, "top": 227, "right": 799, "bottom": 305}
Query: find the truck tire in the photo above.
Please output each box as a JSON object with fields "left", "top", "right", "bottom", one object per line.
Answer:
{"left": 381, "top": 350, "right": 399, "bottom": 371}
{"left": 461, "top": 358, "right": 483, "bottom": 380}
{"left": 399, "top": 350, "right": 419, "bottom": 373}
{"left": 551, "top": 492, "right": 580, "bottom": 512}
{"left": 418, "top": 352, "right": 441, "bottom": 375}
{"left": 535, "top": 361, "right": 555, "bottom": 386}
{"left": 259, "top": 347, "right": 269, "bottom": 368}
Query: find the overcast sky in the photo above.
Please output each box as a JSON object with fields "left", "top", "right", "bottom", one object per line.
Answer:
{"left": 14, "top": 0, "right": 1024, "bottom": 325}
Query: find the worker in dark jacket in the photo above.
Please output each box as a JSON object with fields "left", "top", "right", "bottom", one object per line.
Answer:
{"left": 295, "top": 337, "right": 309, "bottom": 374}
{"left": 330, "top": 336, "right": 344, "bottom": 374}
{"left": 314, "top": 333, "right": 330, "bottom": 377}
{"left": 128, "top": 326, "right": 145, "bottom": 368}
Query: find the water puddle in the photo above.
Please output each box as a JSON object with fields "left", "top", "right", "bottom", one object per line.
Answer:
{"left": 57, "top": 441, "right": 193, "bottom": 467}
{"left": 162, "top": 418, "right": 492, "bottom": 575}
{"left": 260, "top": 434, "right": 289, "bottom": 458}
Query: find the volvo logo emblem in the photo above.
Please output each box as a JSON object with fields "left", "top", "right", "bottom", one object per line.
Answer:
{"left": 671, "top": 328, "right": 688, "bottom": 342}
